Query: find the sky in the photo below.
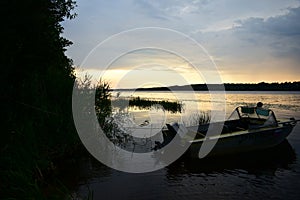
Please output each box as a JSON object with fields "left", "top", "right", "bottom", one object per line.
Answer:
{"left": 62, "top": 0, "right": 300, "bottom": 88}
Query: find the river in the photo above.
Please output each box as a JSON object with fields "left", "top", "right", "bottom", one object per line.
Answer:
{"left": 65, "top": 91, "right": 300, "bottom": 200}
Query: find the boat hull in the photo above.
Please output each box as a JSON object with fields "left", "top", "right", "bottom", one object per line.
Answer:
{"left": 187, "top": 124, "right": 295, "bottom": 158}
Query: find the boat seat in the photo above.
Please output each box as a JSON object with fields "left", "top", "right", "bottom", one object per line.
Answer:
{"left": 241, "top": 107, "right": 255, "bottom": 114}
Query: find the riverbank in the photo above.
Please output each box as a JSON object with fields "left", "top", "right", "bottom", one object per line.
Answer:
{"left": 113, "top": 81, "right": 300, "bottom": 91}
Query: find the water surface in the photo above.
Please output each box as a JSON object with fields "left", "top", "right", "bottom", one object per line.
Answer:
{"left": 67, "top": 91, "right": 300, "bottom": 200}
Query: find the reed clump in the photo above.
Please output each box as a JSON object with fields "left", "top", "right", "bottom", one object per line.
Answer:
{"left": 130, "top": 96, "right": 182, "bottom": 113}
{"left": 185, "top": 111, "right": 211, "bottom": 126}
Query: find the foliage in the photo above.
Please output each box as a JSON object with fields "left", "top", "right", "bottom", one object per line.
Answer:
{"left": 1, "top": 0, "right": 79, "bottom": 199}
{"left": 116, "top": 96, "right": 183, "bottom": 113}
{"left": 95, "top": 80, "right": 112, "bottom": 129}
{"left": 133, "top": 82, "right": 300, "bottom": 91}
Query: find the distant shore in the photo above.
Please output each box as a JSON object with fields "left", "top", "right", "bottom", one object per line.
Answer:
{"left": 113, "top": 82, "right": 300, "bottom": 91}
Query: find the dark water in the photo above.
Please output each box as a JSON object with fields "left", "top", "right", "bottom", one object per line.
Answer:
{"left": 65, "top": 92, "right": 300, "bottom": 200}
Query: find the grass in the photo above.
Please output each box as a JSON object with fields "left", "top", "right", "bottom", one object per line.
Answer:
{"left": 1, "top": 77, "right": 109, "bottom": 200}
{"left": 184, "top": 111, "right": 211, "bottom": 126}
{"left": 112, "top": 96, "right": 182, "bottom": 113}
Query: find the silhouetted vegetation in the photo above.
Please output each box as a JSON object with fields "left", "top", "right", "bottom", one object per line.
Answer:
{"left": 123, "top": 81, "right": 300, "bottom": 91}
{"left": 188, "top": 112, "right": 211, "bottom": 126}
{"left": 0, "top": 0, "right": 95, "bottom": 199}
{"left": 128, "top": 97, "right": 182, "bottom": 113}
{"left": 222, "top": 82, "right": 300, "bottom": 91}
{"left": 112, "top": 96, "right": 182, "bottom": 113}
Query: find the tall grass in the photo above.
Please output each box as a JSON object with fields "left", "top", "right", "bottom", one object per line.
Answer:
{"left": 0, "top": 75, "right": 114, "bottom": 199}
{"left": 112, "top": 96, "right": 182, "bottom": 113}
{"left": 184, "top": 111, "right": 211, "bottom": 126}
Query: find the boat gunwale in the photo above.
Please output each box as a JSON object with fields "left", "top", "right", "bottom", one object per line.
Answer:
{"left": 188, "top": 122, "right": 293, "bottom": 144}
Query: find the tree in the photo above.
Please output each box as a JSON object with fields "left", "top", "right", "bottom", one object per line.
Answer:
{"left": 0, "top": 0, "right": 78, "bottom": 198}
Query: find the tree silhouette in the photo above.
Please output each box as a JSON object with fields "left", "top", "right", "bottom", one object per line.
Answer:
{"left": 1, "top": 0, "right": 78, "bottom": 198}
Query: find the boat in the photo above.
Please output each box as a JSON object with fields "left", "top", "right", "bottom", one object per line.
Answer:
{"left": 157, "top": 106, "right": 299, "bottom": 158}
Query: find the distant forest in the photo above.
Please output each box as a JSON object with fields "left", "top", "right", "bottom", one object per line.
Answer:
{"left": 116, "top": 81, "right": 300, "bottom": 91}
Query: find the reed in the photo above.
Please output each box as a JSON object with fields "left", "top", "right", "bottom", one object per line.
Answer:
{"left": 112, "top": 96, "right": 182, "bottom": 113}
{"left": 185, "top": 111, "right": 211, "bottom": 126}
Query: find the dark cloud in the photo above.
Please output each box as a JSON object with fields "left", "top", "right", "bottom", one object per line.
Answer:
{"left": 234, "top": 7, "right": 300, "bottom": 60}
{"left": 64, "top": 0, "right": 300, "bottom": 83}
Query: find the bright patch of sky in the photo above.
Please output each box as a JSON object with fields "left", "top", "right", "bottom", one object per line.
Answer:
{"left": 63, "top": 0, "right": 300, "bottom": 88}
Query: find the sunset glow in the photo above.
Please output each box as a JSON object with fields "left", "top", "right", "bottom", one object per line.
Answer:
{"left": 65, "top": 0, "right": 300, "bottom": 88}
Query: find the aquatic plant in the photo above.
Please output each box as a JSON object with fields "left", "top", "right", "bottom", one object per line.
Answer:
{"left": 185, "top": 111, "right": 211, "bottom": 126}
{"left": 112, "top": 96, "right": 182, "bottom": 113}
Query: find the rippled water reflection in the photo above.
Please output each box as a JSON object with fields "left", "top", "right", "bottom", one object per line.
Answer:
{"left": 67, "top": 91, "right": 300, "bottom": 200}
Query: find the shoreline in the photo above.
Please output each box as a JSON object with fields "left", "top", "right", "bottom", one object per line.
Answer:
{"left": 112, "top": 82, "right": 300, "bottom": 91}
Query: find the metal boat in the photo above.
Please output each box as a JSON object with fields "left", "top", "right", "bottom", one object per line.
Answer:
{"left": 160, "top": 106, "right": 298, "bottom": 158}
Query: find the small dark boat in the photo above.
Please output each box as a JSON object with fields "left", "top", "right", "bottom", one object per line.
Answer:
{"left": 161, "top": 106, "right": 299, "bottom": 158}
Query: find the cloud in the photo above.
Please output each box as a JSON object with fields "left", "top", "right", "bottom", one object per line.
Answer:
{"left": 132, "top": 0, "right": 170, "bottom": 21}
{"left": 232, "top": 7, "right": 300, "bottom": 61}
{"left": 236, "top": 7, "right": 300, "bottom": 36}
{"left": 63, "top": 0, "right": 300, "bottom": 85}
